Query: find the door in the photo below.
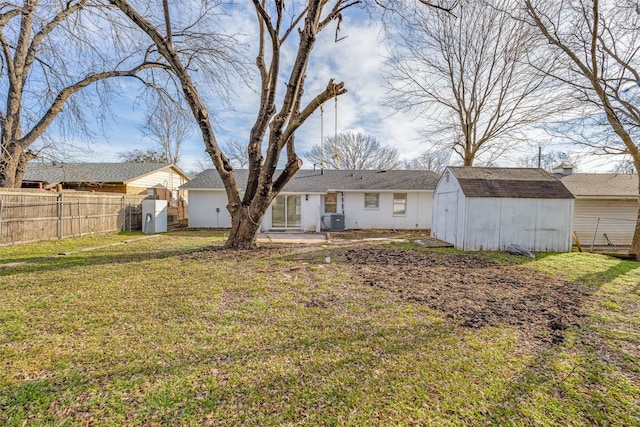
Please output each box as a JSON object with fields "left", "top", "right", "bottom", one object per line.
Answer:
{"left": 271, "top": 195, "right": 301, "bottom": 229}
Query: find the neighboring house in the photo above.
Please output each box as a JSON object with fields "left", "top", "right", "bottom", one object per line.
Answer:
{"left": 181, "top": 169, "right": 439, "bottom": 231}
{"left": 432, "top": 167, "right": 574, "bottom": 252}
{"left": 23, "top": 162, "right": 190, "bottom": 221}
{"left": 559, "top": 173, "right": 639, "bottom": 247}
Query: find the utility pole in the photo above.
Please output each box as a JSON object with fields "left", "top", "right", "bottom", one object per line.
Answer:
{"left": 537, "top": 146, "right": 542, "bottom": 169}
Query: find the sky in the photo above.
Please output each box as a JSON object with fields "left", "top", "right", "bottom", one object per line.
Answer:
{"left": 56, "top": 2, "right": 619, "bottom": 176}
{"left": 64, "top": 5, "right": 431, "bottom": 175}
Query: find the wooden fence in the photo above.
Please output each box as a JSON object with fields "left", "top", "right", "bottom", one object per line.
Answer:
{"left": 0, "top": 189, "right": 146, "bottom": 246}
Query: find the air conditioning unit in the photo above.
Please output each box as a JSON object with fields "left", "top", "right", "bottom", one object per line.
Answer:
{"left": 330, "top": 213, "right": 345, "bottom": 231}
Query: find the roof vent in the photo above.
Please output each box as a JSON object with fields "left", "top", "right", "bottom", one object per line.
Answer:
{"left": 552, "top": 163, "right": 574, "bottom": 175}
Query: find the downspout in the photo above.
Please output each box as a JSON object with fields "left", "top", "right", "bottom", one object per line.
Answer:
{"left": 416, "top": 191, "right": 419, "bottom": 229}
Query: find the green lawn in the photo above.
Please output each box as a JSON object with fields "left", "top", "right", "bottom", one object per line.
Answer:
{"left": 1, "top": 231, "right": 639, "bottom": 426}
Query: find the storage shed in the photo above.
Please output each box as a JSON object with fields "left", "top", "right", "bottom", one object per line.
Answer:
{"left": 432, "top": 167, "right": 574, "bottom": 252}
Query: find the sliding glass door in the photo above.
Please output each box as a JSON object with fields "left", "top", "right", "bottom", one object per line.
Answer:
{"left": 271, "top": 195, "right": 301, "bottom": 229}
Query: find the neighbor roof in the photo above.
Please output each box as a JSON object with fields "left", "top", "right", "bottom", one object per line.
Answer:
{"left": 560, "top": 173, "right": 638, "bottom": 198}
{"left": 181, "top": 169, "right": 440, "bottom": 192}
{"left": 24, "top": 162, "right": 189, "bottom": 185}
{"left": 447, "top": 167, "right": 574, "bottom": 199}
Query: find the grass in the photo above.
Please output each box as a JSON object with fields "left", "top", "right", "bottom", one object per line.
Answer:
{"left": 1, "top": 231, "right": 639, "bottom": 426}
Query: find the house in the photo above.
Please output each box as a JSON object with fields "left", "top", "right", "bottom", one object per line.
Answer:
{"left": 23, "top": 162, "right": 191, "bottom": 221}
{"left": 559, "top": 173, "right": 639, "bottom": 247}
{"left": 180, "top": 169, "right": 439, "bottom": 231}
{"left": 431, "top": 167, "right": 574, "bottom": 252}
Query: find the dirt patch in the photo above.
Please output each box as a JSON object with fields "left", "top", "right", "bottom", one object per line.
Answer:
{"left": 339, "top": 246, "right": 587, "bottom": 344}
{"left": 185, "top": 242, "right": 588, "bottom": 345}
{"left": 328, "top": 229, "right": 433, "bottom": 241}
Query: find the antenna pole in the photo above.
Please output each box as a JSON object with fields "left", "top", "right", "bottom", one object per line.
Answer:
{"left": 320, "top": 104, "right": 324, "bottom": 169}
{"left": 334, "top": 94, "right": 339, "bottom": 169}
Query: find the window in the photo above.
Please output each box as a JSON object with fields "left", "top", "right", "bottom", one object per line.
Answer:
{"left": 364, "top": 193, "right": 379, "bottom": 209}
{"left": 393, "top": 193, "right": 407, "bottom": 216}
{"left": 325, "top": 192, "right": 337, "bottom": 213}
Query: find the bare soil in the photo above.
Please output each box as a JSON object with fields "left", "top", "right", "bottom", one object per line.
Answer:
{"left": 336, "top": 245, "right": 586, "bottom": 344}
{"left": 190, "top": 235, "right": 588, "bottom": 346}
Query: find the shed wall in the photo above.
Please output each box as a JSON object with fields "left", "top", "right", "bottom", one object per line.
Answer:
{"left": 463, "top": 198, "right": 573, "bottom": 252}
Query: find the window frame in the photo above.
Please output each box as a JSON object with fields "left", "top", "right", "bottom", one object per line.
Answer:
{"left": 364, "top": 192, "right": 380, "bottom": 210}
{"left": 324, "top": 192, "right": 338, "bottom": 214}
{"left": 393, "top": 193, "right": 407, "bottom": 216}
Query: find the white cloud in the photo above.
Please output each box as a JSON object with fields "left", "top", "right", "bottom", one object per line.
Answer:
{"left": 44, "top": 3, "right": 622, "bottom": 174}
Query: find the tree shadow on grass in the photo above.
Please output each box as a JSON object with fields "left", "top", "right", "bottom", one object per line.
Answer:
{"left": 575, "top": 260, "right": 640, "bottom": 288}
{"left": 0, "top": 242, "right": 224, "bottom": 278}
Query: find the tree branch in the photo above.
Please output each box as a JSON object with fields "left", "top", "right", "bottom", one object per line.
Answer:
{"left": 20, "top": 62, "right": 169, "bottom": 147}
{"left": 282, "top": 79, "right": 346, "bottom": 148}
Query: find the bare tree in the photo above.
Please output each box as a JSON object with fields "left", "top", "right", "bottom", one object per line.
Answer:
{"left": 0, "top": 1, "right": 175, "bottom": 188}
{"left": 524, "top": 0, "right": 640, "bottom": 258}
{"left": 403, "top": 146, "right": 450, "bottom": 173}
{"left": 111, "top": 0, "right": 359, "bottom": 248}
{"left": 140, "top": 98, "right": 192, "bottom": 165}
{"left": 188, "top": 156, "right": 214, "bottom": 177}
{"left": 518, "top": 150, "right": 579, "bottom": 172}
{"left": 305, "top": 131, "right": 400, "bottom": 170}
{"left": 119, "top": 148, "right": 167, "bottom": 163}
{"left": 612, "top": 158, "right": 636, "bottom": 174}
{"left": 385, "top": 0, "right": 555, "bottom": 166}
{"left": 221, "top": 139, "right": 249, "bottom": 169}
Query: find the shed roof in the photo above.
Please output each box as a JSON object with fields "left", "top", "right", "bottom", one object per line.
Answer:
{"left": 559, "top": 173, "right": 638, "bottom": 198}
{"left": 24, "top": 162, "right": 189, "bottom": 185}
{"left": 447, "top": 167, "right": 573, "bottom": 199}
{"left": 181, "top": 169, "right": 440, "bottom": 192}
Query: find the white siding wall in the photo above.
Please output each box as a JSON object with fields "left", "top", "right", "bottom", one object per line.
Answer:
{"left": 188, "top": 191, "right": 322, "bottom": 231}
{"left": 129, "top": 169, "right": 187, "bottom": 190}
{"left": 464, "top": 198, "right": 573, "bottom": 252}
{"left": 302, "top": 194, "right": 322, "bottom": 232}
{"left": 187, "top": 190, "right": 232, "bottom": 228}
{"left": 340, "top": 191, "right": 433, "bottom": 230}
{"left": 573, "top": 198, "right": 638, "bottom": 246}
{"left": 187, "top": 190, "right": 431, "bottom": 231}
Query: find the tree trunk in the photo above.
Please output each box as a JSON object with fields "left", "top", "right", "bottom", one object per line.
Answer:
{"left": 0, "top": 146, "right": 21, "bottom": 188}
{"left": 630, "top": 185, "right": 640, "bottom": 261}
{"left": 224, "top": 206, "right": 263, "bottom": 249}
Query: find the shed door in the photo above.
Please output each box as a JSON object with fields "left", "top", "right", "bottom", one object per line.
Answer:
{"left": 435, "top": 191, "right": 458, "bottom": 245}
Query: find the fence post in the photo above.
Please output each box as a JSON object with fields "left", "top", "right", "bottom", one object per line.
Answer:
{"left": 0, "top": 199, "right": 3, "bottom": 237}
{"left": 121, "top": 195, "right": 125, "bottom": 232}
{"left": 590, "top": 216, "right": 600, "bottom": 252}
{"left": 78, "top": 199, "right": 82, "bottom": 237}
{"left": 58, "top": 192, "right": 64, "bottom": 239}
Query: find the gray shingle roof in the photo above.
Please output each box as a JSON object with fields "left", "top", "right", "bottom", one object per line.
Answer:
{"left": 447, "top": 167, "right": 574, "bottom": 199}
{"left": 181, "top": 169, "right": 440, "bottom": 192}
{"left": 560, "top": 173, "right": 639, "bottom": 197}
{"left": 24, "top": 163, "right": 187, "bottom": 184}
